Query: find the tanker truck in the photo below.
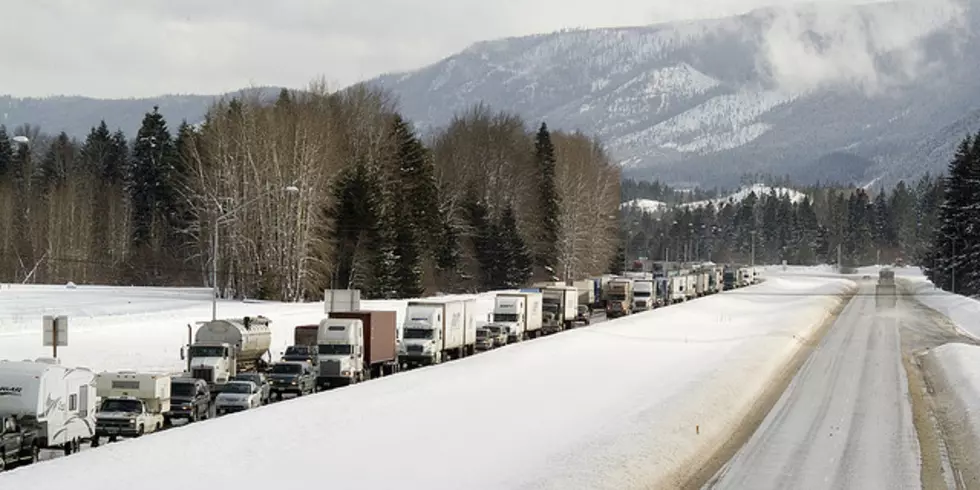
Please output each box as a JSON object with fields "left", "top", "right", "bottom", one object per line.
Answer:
{"left": 181, "top": 316, "right": 273, "bottom": 387}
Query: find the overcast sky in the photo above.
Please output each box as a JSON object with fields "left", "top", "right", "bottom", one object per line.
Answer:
{"left": 1, "top": 0, "right": 893, "bottom": 99}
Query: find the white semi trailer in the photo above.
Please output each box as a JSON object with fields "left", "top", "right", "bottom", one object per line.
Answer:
{"left": 487, "top": 292, "right": 543, "bottom": 342}
{"left": 398, "top": 298, "right": 476, "bottom": 367}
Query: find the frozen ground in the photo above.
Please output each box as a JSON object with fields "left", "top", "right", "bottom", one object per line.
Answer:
{"left": 0, "top": 284, "right": 497, "bottom": 373}
{"left": 0, "top": 273, "right": 853, "bottom": 489}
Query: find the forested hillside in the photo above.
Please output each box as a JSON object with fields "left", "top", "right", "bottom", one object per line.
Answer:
{"left": 620, "top": 175, "right": 945, "bottom": 270}
{"left": 0, "top": 86, "right": 620, "bottom": 300}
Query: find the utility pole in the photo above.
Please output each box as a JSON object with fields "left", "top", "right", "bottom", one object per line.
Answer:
{"left": 750, "top": 230, "right": 756, "bottom": 269}
{"left": 952, "top": 238, "right": 956, "bottom": 294}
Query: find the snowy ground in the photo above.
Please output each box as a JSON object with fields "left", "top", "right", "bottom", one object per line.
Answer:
{"left": 0, "top": 284, "right": 498, "bottom": 373}
{"left": 0, "top": 273, "right": 853, "bottom": 489}
{"left": 908, "top": 277, "right": 980, "bottom": 483}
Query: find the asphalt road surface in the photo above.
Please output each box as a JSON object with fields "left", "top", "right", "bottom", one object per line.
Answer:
{"left": 705, "top": 281, "right": 965, "bottom": 490}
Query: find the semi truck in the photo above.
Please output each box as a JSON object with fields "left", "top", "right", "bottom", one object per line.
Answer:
{"left": 723, "top": 267, "right": 738, "bottom": 290}
{"left": 632, "top": 279, "right": 654, "bottom": 312}
{"left": 605, "top": 279, "right": 633, "bottom": 318}
{"left": 876, "top": 268, "right": 897, "bottom": 309}
{"left": 542, "top": 286, "right": 579, "bottom": 333}
{"left": 487, "top": 291, "right": 543, "bottom": 342}
{"left": 92, "top": 372, "right": 170, "bottom": 445}
{"left": 398, "top": 298, "right": 475, "bottom": 367}
{"left": 316, "top": 311, "right": 398, "bottom": 389}
{"left": 0, "top": 358, "right": 96, "bottom": 455}
{"left": 182, "top": 316, "right": 272, "bottom": 386}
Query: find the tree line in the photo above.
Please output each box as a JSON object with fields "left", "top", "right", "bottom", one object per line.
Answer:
{"left": 923, "top": 132, "right": 980, "bottom": 295}
{"left": 0, "top": 85, "right": 621, "bottom": 300}
{"left": 620, "top": 176, "right": 944, "bottom": 271}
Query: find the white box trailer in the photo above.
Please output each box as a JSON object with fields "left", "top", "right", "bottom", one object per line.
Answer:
{"left": 399, "top": 298, "right": 471, "bottom": 366}
{"left": 0, "top": 358, "right": 97, "bottom": 453}
{"left": 542, "top": 286, "right": 579, "bottom": 332}
{"left": 573, "top": 279, "right": 595, "bottom": 309}
{"left": 669, "top": 275, "right": 686, "bottom": 303}
{"left": 492, "top": 291, "right": 544, "bottom": 341}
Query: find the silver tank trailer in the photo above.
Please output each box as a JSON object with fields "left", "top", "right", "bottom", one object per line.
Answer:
{"left": 195, "top": 316, "right": 273, "bottom": 369}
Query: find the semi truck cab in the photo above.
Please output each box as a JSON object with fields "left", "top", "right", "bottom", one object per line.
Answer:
{"left": 316, "top": 318, "right": 364, "bottom": 388}
{"left": 185, "top": 342, "right": 236, "bottom": 385}
{"left": 398, "top": 307, "right": 443, "bottom": 365}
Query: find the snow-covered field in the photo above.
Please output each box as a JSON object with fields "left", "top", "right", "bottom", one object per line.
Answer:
{"left": 0, "top": 273, "right": 853, "bottom": 489}
{"left": 0, "top": 284, "right": 497, "bottom": 373}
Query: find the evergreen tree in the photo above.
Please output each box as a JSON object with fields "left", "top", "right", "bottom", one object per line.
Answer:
{"left": 928, "top": 134, "right": 980, "bottom": 293}
{"left": 37, "top": 132, "right": 78, "bottom": 196}
{"left": 329, "top": 163, "right": 394, "bottom": 297}
{"left": 463, "top": 188, "right": 498, "bottom": 289}
{"left": 390, "top": 115, "right": 440, "bottom": 250}
{"left": 534, "top": 122, "right": 561, "bottom": 279}
{"left": 0, "top": 126, "right": 12, "bottom": 180}
{"left": 609, "top": 242, "right": 626, "bottom": 275}
{"left": 496, "top": 203, "right": 533, "bottom": 288}
{"left": 391, "top": 205, "right": 425, "bottom": 298}
{"left": 129, "top": 106, "right": 181, "bottom": 250}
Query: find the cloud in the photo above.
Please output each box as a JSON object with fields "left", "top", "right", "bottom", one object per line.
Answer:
{"left": 754, "top": 0, "right": 969, "bottom": 95}
{"left": 0, "top": 0, "right": 926, "bottom": 98}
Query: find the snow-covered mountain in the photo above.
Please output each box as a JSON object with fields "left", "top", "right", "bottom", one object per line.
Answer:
{"left": 371, "top": 0, "right": 980, "bottom": 188}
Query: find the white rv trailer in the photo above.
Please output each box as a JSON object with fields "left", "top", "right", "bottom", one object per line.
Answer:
{"left": 0, "top": 358, "right": 97, "bottom": 454}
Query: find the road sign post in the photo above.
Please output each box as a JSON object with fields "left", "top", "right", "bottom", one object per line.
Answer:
{"left": 42, "top": 315, "right": 68, "bottom": 358}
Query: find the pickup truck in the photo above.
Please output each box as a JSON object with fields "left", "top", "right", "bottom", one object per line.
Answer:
{"left": 267, "top": 361, "right": 317, "bottom": 400}
{"left": 0, "top": 416, "right": 39, "bottom": 472}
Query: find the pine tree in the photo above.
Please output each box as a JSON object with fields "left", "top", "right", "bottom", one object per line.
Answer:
{"left": 930, "top": 133, "right": 980, "bottom": 293}
{"left": 391, "top": 206, "right": 425, "bottom": 298}
{"left": 609, "top": 242, "right": 626, "bottom": 275}
{"left": 462, "top": 188, "right": 498, "bottom": 289}
{"left": 129, "top": 106, "right": 181, "bottom": 249}
{"left": 38, "top": 132, "right": 77, "bottom": 194}
{"left": 534, "top": 122, "right": 561, "bottom": 279}
{"left": 497, "top": 203, "right": 533, "bottom": 288}
{"left": 329, "top": 163, "right": 394, "bottom": 297}
{"left": 0, "top": 126, "right": 12, "bottom": 180}
{"left": 390, "top": 115, "right": 440, "bottom": 250}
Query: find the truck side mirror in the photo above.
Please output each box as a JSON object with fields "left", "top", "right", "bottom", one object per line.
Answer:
{"left": 180, "top": 346, "right": 185, "bottom": 360}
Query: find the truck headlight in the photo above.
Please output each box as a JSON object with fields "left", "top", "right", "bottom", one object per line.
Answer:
{"left": 341, "top": 370, "right": 350, "bottom": 376}
{"left": 291, "top": 380, "right": 297, "bottom": 385}
{"left": 129, "top": 418, "right": 136, "bottom": 424}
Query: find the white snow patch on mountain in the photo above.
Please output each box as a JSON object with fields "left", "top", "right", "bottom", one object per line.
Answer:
{"left": 683, "top": 184, "right": 808, "bottom": 208}
{"left": 621, "top": 199, "right": 667, "bottom": 213}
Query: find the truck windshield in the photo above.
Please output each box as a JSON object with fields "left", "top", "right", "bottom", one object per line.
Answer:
{"left": 403, "top": 328, "right": 433, "bottom": 339}
{"left": 609, "top": 294, "right": 626, "bottom": 301}
{"left": 171, "top": 383, "right": 196, "bottom": 397}
{"left": 285, "top": 346, "right": 312, "bottom": 356}
{"left": 476, "top": 330, "right": 487, "bottom": 338}
{"left": 318, "top": 344, "right": 352, "bottom": 355}
{"left": 270, "top": 364, "right": 302, "bottom": 374}
{"left": 189, "top": 345, "right": 225, "bottom": 357}
{"left": 634, "top": 291, "right": 651, "bottom": 297}
{"left": 493, "top": 313, "right": 518, "bottom": 322}
{"left": 101, "top": 399, "right": 142, "bottom": 413}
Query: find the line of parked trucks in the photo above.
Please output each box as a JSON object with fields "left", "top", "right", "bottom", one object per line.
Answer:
{"left": 0, "top": 263, "right": 761, "bottom": 471}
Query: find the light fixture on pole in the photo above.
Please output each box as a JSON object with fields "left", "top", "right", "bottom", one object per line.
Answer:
{"left": 210, "top": 184, "right": 300, "bottom": 320}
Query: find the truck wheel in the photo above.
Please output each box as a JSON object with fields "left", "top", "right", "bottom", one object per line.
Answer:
{"left": 191, "top": 410, "right": 199, "bottom": 423}
{"left": 90, "top": 436, "right": 100, "bottom": 448}
{"left": 136, "top": 425, "right": 145, "bottom": 437}
{"left": 0, "top": 454, "right": 6, "bottom": 472}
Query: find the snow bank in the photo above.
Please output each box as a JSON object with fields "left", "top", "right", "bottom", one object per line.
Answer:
{"left": 924, "top": 343, "right": 980, "bottom": 459}
{"left": 0, "top": 285, "right": 497, "bottom": 373}
{"left": 0, "top": 275, "right": 853, "bottom": 489}
{"left": 908, "top": 276, "right": 980, "bottom": 339}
